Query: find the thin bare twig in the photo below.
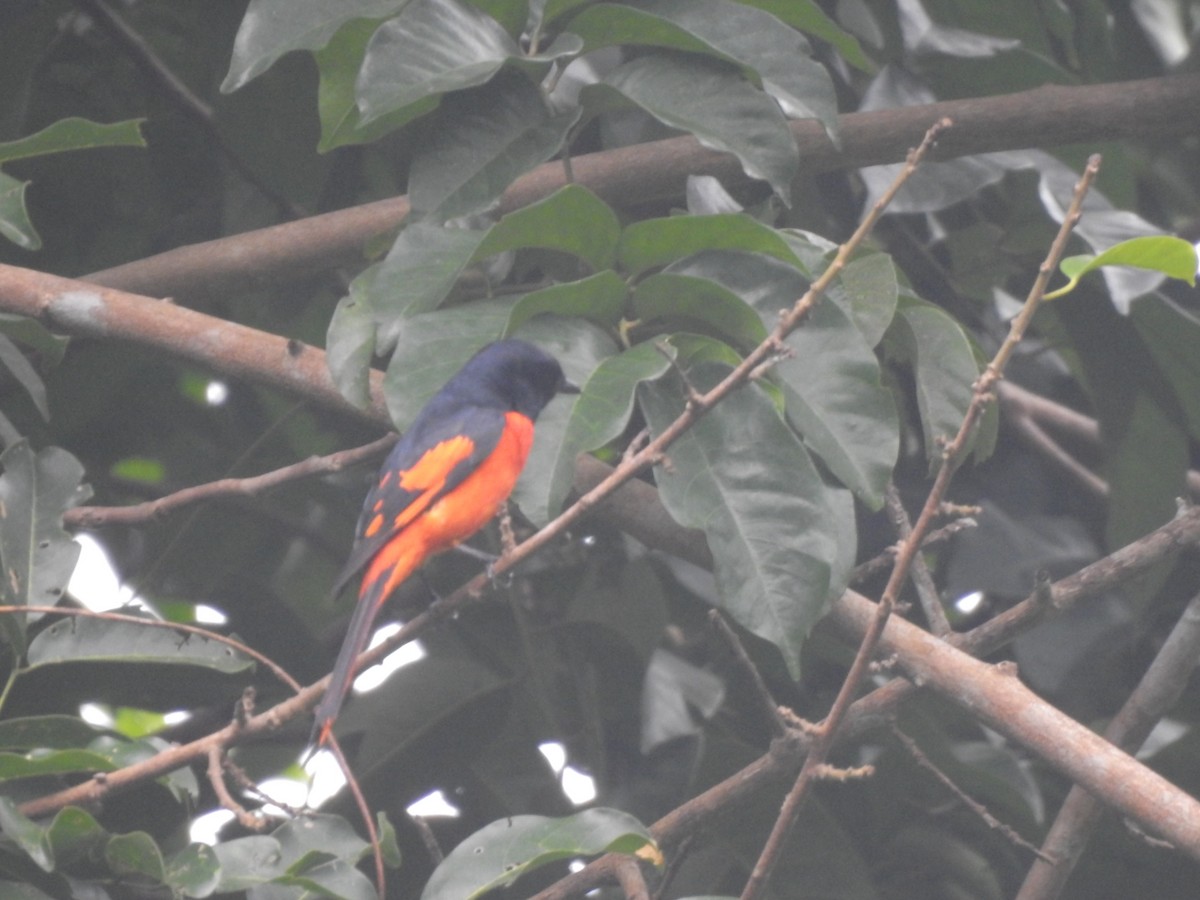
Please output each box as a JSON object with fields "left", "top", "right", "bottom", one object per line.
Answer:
{"left": 885, "top": 484, "right": 952, "bottom": 635}
{"left": 739, "top": 119, "right": 957, "bottom": 900}
{"left": 891, "top": 726, "right": 1053, "bottom": 862}
{"left": 709, "top": 610, "right": 789, "bottom": 739}
{"left": 64, "top": 435, "right": 397, "bottom": 528}
{"left": 850, "top": 516, "right": 977, "bottom": 584}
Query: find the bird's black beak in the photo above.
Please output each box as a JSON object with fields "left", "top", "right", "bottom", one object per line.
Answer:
{"left": 560, "top": 379, "right": 582, "bottom": 395}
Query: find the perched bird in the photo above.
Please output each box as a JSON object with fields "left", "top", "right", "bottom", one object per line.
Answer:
{"left": 312, "top": 339, "right": 577, "bottom": 746}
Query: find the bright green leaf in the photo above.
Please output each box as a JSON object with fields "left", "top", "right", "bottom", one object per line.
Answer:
{"left": 164, "top": 843, "right": 221, "bottom": 897}
{"left": 0, "top": 748, "right": 116, "bottom": 781}
{"left": 105, "top": 831, "right": 165, "bottom": 882}
{"left": 0, "top": 716, "right": 103, "bottom": 751}
{"left": 476, "top": 184, "right": 623, "bottom": 270}
{"left": 1051, "top": 236, "right": 1198, "bottom": 300}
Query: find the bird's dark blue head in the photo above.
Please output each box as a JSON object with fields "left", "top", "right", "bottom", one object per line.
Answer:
{"left": 448, "top": 339, "right": 577, "bottom": 420}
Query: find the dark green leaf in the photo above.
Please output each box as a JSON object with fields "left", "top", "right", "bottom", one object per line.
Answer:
{"left": 738, "top": 0, "right": 871, "bottom": 70}
{"left": 316, "top": 18, "right": 439, "bottom": 152}
{"left": 25, "top": 616, "right": 253, "bottom": 673}
{"left": 617, "top": 214, "right": 800, "bottom": 276}
{"left": 639, "top": 353, "right": 847, "bottom": 676}
{"left": 477, "top": 184, "right": 622, "bottom": 270}
{"left": 0, "top": 333, "right": 48, "bottom": 420}
{"left": 105, "top": 832, "right": 164, "bottom": 882}
{"left": 0, "top": 119, "right": 145, "bottom": 164}
{"left": 506, "top": 270, "right": 628, "bottom": 334}
{"left": 422, "top": 808, "right": 655, "bottom": 899}
{"left": 1131, "top": 295, "right": 1200, "bottom": 442}
{"left": 0, "top": 716, "right": 103, "bottom": 751}
{"left": 633, "top": 271, "right": 768, "bottom": 350}
{"left": 669, "top": 251, "right": 897, "bottom": 508}
{"left": 0, "top": 170, "right": 39, "bottom": 250}
{"left": 835, "top": 252, "right": 901, "bottom": 347}
{"left": 222, "top": 0, "right": 408, "bottom": 93}
{"left": 0, "top": 749, "right": 116, "bottom": 781}
{"left": 409, "top": 73, "right": 580, "bottom": 222}
{"left": 44, "top": 807, "right": 109, "bottom": 871}
{"left": 356, "top": 0, "right": 521, "bottom": 124}
{"left": 0, "top": 443, "right": 90, "bottom": 654}
{"left": 884, "top": 297, "right": 981, "bottom": 471}
{"left": 164, "top": 843, "right": 220, "bottom": 898}
{"left": 583, "top": 51, "right": 797, "bottom": 204}
{"left": 213, "top": 815, "right": 373, "bottom": 896}
{"left": 0, "top": 796, "right": 54, "bottom": 871}
{"left": 568, "top": 0, "right": 837, "bottom": 136}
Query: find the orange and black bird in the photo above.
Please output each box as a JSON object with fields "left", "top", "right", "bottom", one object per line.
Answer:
{"left": 312, "top": 339, "right": 577, "bottom": 746}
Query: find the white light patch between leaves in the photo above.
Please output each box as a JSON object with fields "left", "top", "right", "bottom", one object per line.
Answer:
{"left": 407, "top": 790, "right": 460, "bottom": 818}
{"left": 351, "top": 624, "right": 425, "bottom": 693}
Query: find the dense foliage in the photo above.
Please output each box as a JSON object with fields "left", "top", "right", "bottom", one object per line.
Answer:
{"left": 0, "top": 0, "right": 1198, "bottom": 898}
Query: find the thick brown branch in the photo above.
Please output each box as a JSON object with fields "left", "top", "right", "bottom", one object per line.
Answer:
{"left": 0, "top": 265, "right": 383, "bottom": 421}
{"left": 84, "top": 74, "right": 1200, "bottom": 305}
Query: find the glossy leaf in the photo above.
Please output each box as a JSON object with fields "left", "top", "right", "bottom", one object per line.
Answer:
{"left": 567, "top": 0, "right": 837, "bottom": 135}
{"left": 0, "top": 443, "right": 90, "bottom": 654}
{"left": 668, "top": 251, "right": 897, "bottom": 507}
{"left": 584, "top": 51, "right": 797, "bottom": 204}
{"left": 422, "top": 808, "right": 654, "bottom": 900}
{"left": 25, "top": 616, "right": 253, "bottom": 673}
{"left": 164, "top": 844, "right": 220, "bottom": 898}
{"left": 639, "top": 355, "right": 847, "bottom": 676}
{"left": 356, "top": 0, "right": 574, "bottom": 124}
{"left": 222, "top": 0, "right": 407, "bottom": 92}
{"left": 44, "top": 806, "right": 109, "bottom": 870}
{"left": 409, "top": 72, "right": 580, "bottom": 222}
